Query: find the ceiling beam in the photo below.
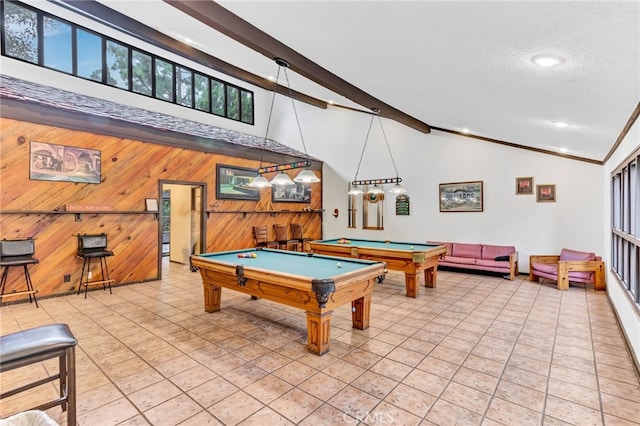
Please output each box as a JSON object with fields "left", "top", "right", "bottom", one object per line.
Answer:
{"left": 163, "top": 0, "right": 431, "bottom": 134}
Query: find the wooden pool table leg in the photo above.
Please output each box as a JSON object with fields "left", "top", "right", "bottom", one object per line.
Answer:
{"left": 202, "top": 282, "right": 221, "bottom": 313}
{"left": 306, "top": 311, "right": 332, "bottom": 355}
{"left": 352, "top": 294, "right": 371, "bottom": 330}
{"left": 405, "top": 273, "right": 418, "bottom": 298}
{"left": 425, "top": 266, "right": 437, "bottom": 288}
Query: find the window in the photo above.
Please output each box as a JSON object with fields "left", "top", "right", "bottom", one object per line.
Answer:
{"left": 1, "top": 1, "right": 254, "bottom": 125}
{"left": 611, "top": 153, "right": 640, "bottom": 307}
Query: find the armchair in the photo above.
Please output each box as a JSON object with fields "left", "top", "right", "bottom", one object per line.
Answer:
{"left": 529, "top": 248, "right": 605, "bottom": 291}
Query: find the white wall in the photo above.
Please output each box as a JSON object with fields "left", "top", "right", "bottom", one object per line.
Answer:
{"left": 602, "top": 117, "right": 640, "bottom": 366}
{"left": 268, "top": 103, "right": 604, "bottom": 273}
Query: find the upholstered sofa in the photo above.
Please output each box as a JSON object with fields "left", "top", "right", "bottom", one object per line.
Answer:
{"left": 427, "top": 241, "right": 519, "bottom": 280}
{"left": 529, "top": 248, "right": 605, "bottom": 291}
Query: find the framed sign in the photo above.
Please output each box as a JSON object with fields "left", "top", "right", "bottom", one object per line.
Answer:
{"left": 395, "top": 194, "right": 410, "bottom": 215}
{"left": 536, "top": 184, "right": 556, "bottom": 202}
{"left": 439, "top": 181, "right": 483, "bottom": 212}
{"left": 216, "top": 164, "right": 260, "bottom": 200}
{"left": 272, "top": 182, "right": 311, "bottom": 203}
{"left": 516, "top": 177, "right": 533, "bottom": 195}
{"left": 30, "top": 141, "right": 101, "bottom": 184}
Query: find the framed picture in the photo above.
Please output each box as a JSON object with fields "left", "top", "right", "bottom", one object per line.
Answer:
{"left": 439, "top": 181, "right": 483, "bottom": 212}
{"left": 272, "top": 182, "right": 311, "bottom": 203}
{"left": 516, "top": 177, "right": 533, "bottom": 195}
{"left": 145, "top": 198, "right": 159, "bottom": 212}
{"left": 216, "top": 164, "right": 260, "bottom": 200}
{"left": 30, "top": 141, "right": 101, "bottom": 184}
{"left": 536, "top": 184, "right": 556, "bottom": 202}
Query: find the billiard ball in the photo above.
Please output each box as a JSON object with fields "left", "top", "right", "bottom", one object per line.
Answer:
{"left": 410, "top": 246, "right": 414, "bottom": 250}
{"left": 336, "top": 262, "right": 342, "bottom": 268}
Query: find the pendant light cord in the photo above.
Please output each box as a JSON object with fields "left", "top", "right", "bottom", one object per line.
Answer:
{"left": 352, "top": 113, "right": 375, "bottom": 182}
{"left": 259, "top": 66, "right": 283, "bottom": 170}
{"left": 282, "top": 65, "right": 310, "bottom": 163}
{"left": 378, "top": 115, "right": 401, "bottom": 179}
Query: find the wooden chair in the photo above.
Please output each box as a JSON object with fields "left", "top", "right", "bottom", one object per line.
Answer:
{"left": 529, "top": 248, "right": 605, "bottom": 291}
{"left": 252, "top": 226, "right": 278, "bottom": 249}
{"left": 273, "top": 224, "right": 299, "bottom": 251}
{"left": 290, "top": 223, "right": 312, "bottom": 252}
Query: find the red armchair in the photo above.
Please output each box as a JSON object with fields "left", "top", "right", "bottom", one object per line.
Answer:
{"left": 529, "top": 248, "right": 605, "bottom": 291}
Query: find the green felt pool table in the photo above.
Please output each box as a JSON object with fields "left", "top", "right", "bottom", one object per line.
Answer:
{"left": 308, "top": 238, "right": 447, "bottom": 298}
{"left": 190, "top": 248, "right": 384, "bottom": 355}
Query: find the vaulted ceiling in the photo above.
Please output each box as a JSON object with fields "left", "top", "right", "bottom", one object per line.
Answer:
{"left": 71, "top": 1, "right": 639, "bottom": 164}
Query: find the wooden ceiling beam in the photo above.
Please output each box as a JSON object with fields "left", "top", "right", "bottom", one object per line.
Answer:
{"left": 163, "top": 0, "right": 431, "bottom": 134}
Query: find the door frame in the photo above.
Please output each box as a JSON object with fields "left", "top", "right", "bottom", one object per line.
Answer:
{"left": 158, "top": 179, "right": 207, "bottom": 278}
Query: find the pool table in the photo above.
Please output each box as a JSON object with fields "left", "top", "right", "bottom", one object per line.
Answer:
{"left": 190, "top": 248, "right": 384, "bottom": 355}
{"left": 308, "top": 239, "right": 447, "bottom": 298}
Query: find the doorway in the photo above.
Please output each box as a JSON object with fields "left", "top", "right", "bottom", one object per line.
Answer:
{"left": 158, "top": 180, "right": 206, "bottom": 278}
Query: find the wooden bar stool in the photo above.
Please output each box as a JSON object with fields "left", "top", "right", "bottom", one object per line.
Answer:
{"left": 273, "top": 224, "right": 299, "bottom": 251}
{"left": 291, "top": 223, "right": 312, "bottom": 252}
{"left": 252, "top": 226, "right": 278, "bottom": 249}
{"left": 0, "top": 324, "right": 78, "bottom": 426}
{"left": 0, "top": 238, "right": 39, "bottom": 307}
{"left": 77, "top": 233, "right": 114, "bottom": 298}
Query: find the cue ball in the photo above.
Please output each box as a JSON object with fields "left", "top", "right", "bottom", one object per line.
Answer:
{"left": 410, "top": 246, "right": 414, "bottom": 250}
{"left": 336, "top": 262, "right": 342, "bottom": 268}
{"left": 352, "top": 307, "right": 356, "bottom": 312}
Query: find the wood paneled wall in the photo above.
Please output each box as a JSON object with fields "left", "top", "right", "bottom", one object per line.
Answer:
{"left": 0, "top": 118, "right": 323, "bottom": 300}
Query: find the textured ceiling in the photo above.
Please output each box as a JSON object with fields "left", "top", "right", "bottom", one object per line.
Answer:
{"left": 95, "top": 1, "right": 639, "bottom": 162}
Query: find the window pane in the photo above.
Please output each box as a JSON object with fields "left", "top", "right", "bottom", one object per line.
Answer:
{"left": 105, "top": 40, "right": 129, "bottom": 89}
{"left": 211, "top": 80, "right": 225, "bottom": 116}
{"left": 155, "top": 59, "right": 174, "bottom": 102}
{"left": 226, "top": 85, "right": 240, "bottom": 120}
{"left": 43, "top": 17, "right": 71, "bottom": 73}
{"left": 240, "top": 89, "right": 254, "bottom": 124}
{"left": 132, "top": 50, "right": 152, "bottom": 95}
{"left": 194, "top": 73, "right": 210, "bottom": 112}
{"left": 76, "top": 29, "right": 102, "bottom": 81}
{"left": 176, "top": 66, "right": 193, "bottom": 107}
{"left": 3, "top": 2, "right": 38, "bottom": 63}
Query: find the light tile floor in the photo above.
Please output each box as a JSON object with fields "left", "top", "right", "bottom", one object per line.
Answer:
{"left": 1, "top": 260, "right": 639, "bottom": 425}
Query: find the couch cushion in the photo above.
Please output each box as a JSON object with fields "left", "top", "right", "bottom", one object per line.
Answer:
{"left": 427, "top": 241, "right": 452, "bottom": 255}
{"left": 559, "top": 248, "right": 595, "bottom": 261}
{"left": 481, "top": 245, "right": 515, "bottom": 260}
{"left": 475, "top": 259, "right": 510, "bottom": 269}
{"left": 451, "top": 243, "right": 482, "bottom": 259}
{"left": 531, "top": 262, "right": 557, "bottom": 274}
{"left": 532, "top": 262, "right": 593, "bottom": 283}
{"left": 442, "top": 255, "right": 477, "bottom": 265}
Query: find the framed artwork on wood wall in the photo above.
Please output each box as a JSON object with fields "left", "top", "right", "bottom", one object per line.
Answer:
{"left": 30, "top": 141, "right": 101, "bottom": 184}
{"left": 216, "top": 164, "right": 260, "bottom": 200}
{"left": 272, "top": 182, "right": 311, "bottom": 203}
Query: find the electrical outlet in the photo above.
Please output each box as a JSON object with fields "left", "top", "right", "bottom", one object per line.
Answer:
{"left": 63, "top": 274, "right": 71, "bottom": 282}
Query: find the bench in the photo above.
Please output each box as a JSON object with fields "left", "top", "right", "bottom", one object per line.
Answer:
{"left": 0, "top": 324, "right": 78, "bottom": 425}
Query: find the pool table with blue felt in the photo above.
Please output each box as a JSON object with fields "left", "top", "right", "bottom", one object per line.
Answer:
{"left": 190, "top": 248, "right": 384, "bottom": 355}
{"left": 308, "top": 239, "right": 447, "bottom": 298}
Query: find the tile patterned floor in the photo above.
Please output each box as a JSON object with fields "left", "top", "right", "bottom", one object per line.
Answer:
{"left": 1, "top": 260, "right": 639, "bottom": 425}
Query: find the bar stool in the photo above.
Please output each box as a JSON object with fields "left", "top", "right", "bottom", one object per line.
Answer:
{"left": 77, "top": 233, "right": 114, "bottom": 298}
{"left": 0, "top": 238, "right": 39, "bottom": 307}
{"left": 0, "top": 324, "right": 78, "bottom": 426}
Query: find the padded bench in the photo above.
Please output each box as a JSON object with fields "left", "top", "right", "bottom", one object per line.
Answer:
{"left": 0, "top": 324, "right": 78, "bottom": 426}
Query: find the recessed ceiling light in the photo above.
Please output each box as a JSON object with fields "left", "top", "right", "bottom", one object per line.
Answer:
{"left": 551, "top": 121, "right": 571, "bottom": 128}
{"left": 558, "top": 147, "right": 569, "bottom": 153}
{"left": 461, "top": 128, "right": 470, "bottom": 134}
{"left": 531, "top": 54, "right": 566, "bottom": 67}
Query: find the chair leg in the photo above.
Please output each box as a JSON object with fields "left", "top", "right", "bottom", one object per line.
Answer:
{"left": 100, "top": 256, "right": 112, "bottom": 294}
{"left": 23, "top": 264, "right": 38, "bottom": 307}
{"left": 66, "top": 346, "right": 77, "bottom": 426}
{"left": 0, "top": 267, "right": 8, "bottom": 303}
{"left": 59, "top": 353, "right": 67, "bottom": 411}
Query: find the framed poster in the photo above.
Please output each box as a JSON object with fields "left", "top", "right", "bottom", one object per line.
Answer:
{"left": 272, "top": 182, "right": 311, "bottom": 203}
{"left": 216, "top": 164, "right": 260, "bottom": 200}
{"left": 30, "top": 141, "right": 101, "bottom": 184}
{"left": 439, "top": 181, "right": 483, "bottom": 212}
{"left": 516, "top": 177, "right": 533, "bottom": 195}
{"left": 536, "top": 184, "right": 556, "bottom": 202}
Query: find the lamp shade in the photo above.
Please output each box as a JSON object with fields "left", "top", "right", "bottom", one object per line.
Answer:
{"left": 367, "top": 184, "right": 385, "bottom": 195}
{"left": 348, "top": 185, "right": 364, "bottom": 195}
{"left": 270, "top": 172, "right": 295, "bottom": 186}
{"left": 248, "top": 175, "right": 272, "bottom": 188}
{"left": 388, "top": 183, "right": 408, "bottom": 194}
{"left": 293, "top": 168, "right": 320, "bottom": 183}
